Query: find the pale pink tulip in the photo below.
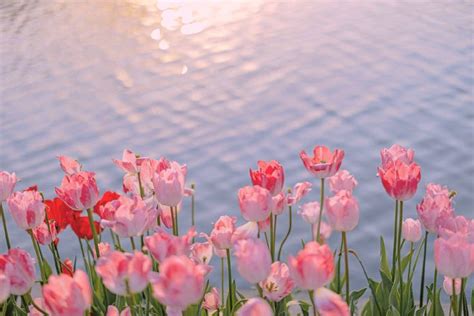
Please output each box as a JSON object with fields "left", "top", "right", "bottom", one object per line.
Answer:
{"left": 271, "top": 192, "right": 287, "bottom": 215}
{"left": 231, "top": 221, "right": 259, "bottom": 244}
{"left": 442, "top": 276, "right": 461, "bottom": 296}
{"left": 152, "top": 255, "right": 209, "bottom": 315}
{"left": 249, "top": 160, "right": 285, "bottom": 196}
{"left": 287, "top": 182, "right": 312, "bottom": 205}
{"left": 257, "top": 216, "right": 271, "bottom": 234}
{"left": 153, "top": 161, "right": 187, "bottom": 207}
{"left": 328, "top": 170, "right": 358, "bottom": 194}
{"left": 402, "top": 218, "right": 422, "bottom": 242}
{"left": 437, "top": 215, "right": 474, "bottom": 242}
{"left": 287, "top": 300, "right": 303, "bottom": 316}
{"left": 378, "top": 160, "right": 421, "bottom": 201}
{"left": 0, "top": 272, "right": 10, "bottom": 303}
{"left": 434, "top": 233, "right": 474, "bottom": 278}
{"left": 314, "top": 287, "right": 350, "bottom": 316}
{"left": 190, "top": 242, "right": 213, "bottom": 265}
{"left": 55, "top": 171, "right": 99, "bottom": 210}
{"left": 203, "top": 287, "right": 221, "bottom": 313}
{"left": 238, "top": 185, "right": 272, "bottom": 222}
{"left": 312, "top": 221, "right": 333, "bottom": 242}
{"left": 28, "top": 298, "right": 46, "bottom": 316}
{"left": 106, "top": 306, "right": 131, "bottom": 316}
{"left": 289, "top": 241, "right": 334, "bottom": 290}
{"left": 93, "top": 242, "right": 112, "bottom": 259}
{"left": 43, "top": 270, "right": 91, "bottom": 316}
{"left": 234, "top": 238, "right": 272, "bottom": 284}
{"left": 325, "top": 190, "right": 359, "bottom": 232}
{"left": 300, "top": 146, "right": 344, "bottom": 178}
{"left": 100, "top": 195, "right": 157, "bottom": 237}
{"left": 158, "top": 203, "right": 181, "bottom": 229}
{"left": 113, "top": 149, "right": 141, "bottom": 174}
{"left": 145, "top": 227, "right": 195, "bottom": 263}
{"left": 259, "top": 262, "right": 294, "bottom": 302}
{"left": 57, "top": 156, "right": 81, "bottom": 175}
{"left": 380, "top": 144, "right": 415, "bottom": 167}
{"left": 0, "top": 248, "right": 36, "bottom": 295}
{"left": 0, "top": 171, "right": 17, "bottom": 201}
{"left": 298, "top": 201, "right": 321, "bottom": 224}
{"left": 236, "top": 297, "right": 273, "bottom": 316}
{"left": 416, "top": 183, "right": 454, "bottom": 233}
{"left": 32, "top": 220, "right": 58, "bottom": 245}
{"left": 95, "top": 251, "right": 152, "bottom": 295}
{"left": 210, "top": 216, "right": 237, "bottom": 250}
{"left": 7, "top": 190, "right": 45, "bottom": 230}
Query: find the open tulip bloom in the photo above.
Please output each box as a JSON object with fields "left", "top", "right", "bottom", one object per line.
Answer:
{"left": 0, "top": 145, "right": 472, "bottom": 316}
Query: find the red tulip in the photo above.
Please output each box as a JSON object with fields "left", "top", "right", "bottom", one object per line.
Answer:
{"left": 44, "top": 198, "right": 75, "bottom": 232}
{"left": 249, "top": 160, "right": 285, "bottom": 196}
{"left": 61, "top": 258, "right": 74, "bottom": 277}
{"left": 70, "top": 213, "right": 102, "bottom": 240}
{"left": 94, "top": 191, "right": 120, "bottom": 219}
{"left": 378, "top": 160, "right": 421, "bottom": 201}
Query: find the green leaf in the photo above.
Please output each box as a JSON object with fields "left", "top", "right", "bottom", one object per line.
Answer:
{"left": 350, "top": 288, "right": 367, "bottom": 315}
{"left": 401, "top": 250, "right": 413, "bottom": 274}
{"left": 379, "top": 237, "right": 391, "bottom": 278}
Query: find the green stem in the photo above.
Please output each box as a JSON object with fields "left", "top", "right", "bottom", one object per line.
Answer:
{"left": 308, "top": 290, "right": 317, "bottom": 316}
{"left": 26, "top": 292, "right": 48, "bottom": 316}
{"left": 0, "top": 204, "right": 11, "bottom": 250}
{"left": 432, "top": 267, "right": 438, "bottom": 316}
{"left": 398, "top": 200, "right": 404, "bottom": 314}
{"left": 86, "top": 208, "right": 101, "bottom": 258}
{"left": 342, "top": 231, "right": 350, "bottom": 305}
{"left": 277, "top": 204, "right": 292, "bottom": 260}
{"left": 226, "top": 249, "right": 233, "bottom": 309}
{"left": 269, "top": 214, "right": 275, "bottom": 262}
{"left": 221, "top": 257, "right": 225, "bottom": 309}
{"left": 336, "top": 235, "right": 343, "bottom": 294}
{"left": 452, "top": 279, "right": 458, "bottom": 316}
{"left": 419, "top": 231, "right": 429, "bottom": 307}
{"left": 137, "top": 172, "right": 145, "bottom": 198}
{"left": 130, "top": 237, "right": 136, "bottom": 250}
{"left": 273, "top": 215, "right": 278, "bottom": 259}
{"left": 407, "top": 242, "right": 414, "bottom": 280}
{"left": 315, "top": 178, "right": 325, "bottom": 242}
{"left": 28, "top": 230, "right": 46, "bottom": 282}
{"left": 174, "top": 206, "right": 179, "bottom": 236}
{"left": 392, "top": 201, "right": 399, "bottom": 282}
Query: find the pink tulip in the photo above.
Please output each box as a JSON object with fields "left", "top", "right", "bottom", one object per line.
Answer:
{"left": 106, "top": 306, "right": 131, "bottom": 316}
{"left": 153, "top": 161, "right": 187, "bottom": 207}
{"left": 287, "top": 182, "right": 312, "bottom": 205}
{"left": 55, "top": 171, "right": 99, "bottom": 210}
{"left": 95, "top": 251, "right": 152, "bottom": 295}
{"left": 380, "top": 144, "right": 415, "bottom": 167}
{"left": 42, "top": 270, "right": 92, "bottom": 316}
{"left": 28, "top": 298, "right": 46, "bottom": 316}
{"left": 401, "top": 218, "right": 422, "bottom": 242}
{"left": 190, "top": 242, "right": 213, "bottom": 265}
{"left": 32, "top": 220, "right": 58, "bottom": 245}
{"left": 113, "top": 149, "right": 141, "bottom": 174}
{"left": 210, "top": 216, "right": 237, "bottom": 250}
{"left": 203, "top": 287, "right": 221, "bottom": 313}
{"left": 7, "top": 190, "right": 45, "bottom": 230}
{"left": 328, "top": 170, "right": 358, "bottom": 194}
{"left": 257, "top": 216, "right": 271, "bottom": 234}
{"left": 0, "top": 272, "right": 9, "bottom": 303}
{"left": 300, "top": 145, "right": 344, "bottom": 178}
{"left": 236, "top": 297, "right": 273, "bottom": 316}
{"left": 57, "top": 155, "right": 81, "bottom": 175}
{"left": 238, "top": 185, "right": 272, "bottom": 222}
{"left": 0, "top": 171, "right": 17, "bottom": 201}
{"left": 249, "top": 160, "right": 285, "bottom": 196}
{"left": 145, "top": 227, "right": 195, "bottom": 263}
{"left": 158, "top": 203, "right": 181, "bottom": 229}
{"left": 0, "top": 248, "right": 36, "bottom": 295}
{"left": 234, "top": 238, "right": 272, "bottom": 284}
{"left": 271, "top": 192, "right": 287, "bottom": 215}
{"left": 93, "top": 242, "right": 112, "bottom": 259}
{"left": 287, "top": 300, "right": 303, "bottom": 316}
{"left": 259, "top": 262, "right": 294, "bottom": 302}
{"left": 416, "top": 183, "right": 454, "bottom": 233}
{"left": 434, "top": 233, "right": 474, "bottom": 278}
{"left": 325, "top": 190, "right": 359, "bottom": 232}
{"left": 152, "top": 255, "right": 209, "bottom": 315}
{"left": 298, "top": 201, "right": 321, "bottom": 224}
{"left": 312, "top": 221, "right": 333, "bottom": 242}
{"left": 231, "top": 221, "right": 259, "bottom": 244}
{"left": 378, "top": 160, "right": 421, "bottom": 201}
{"left": 442, "top": 276, "right": 461, "bottom": 296}
{"left": 314, "top": 287, "right": 350, "bottom": 316}
{"left": 100, "top": 195, "right": 158, "bottom": 237}
{"left": 437, "top": 215, "right": 474, "bottom": 242}
{"left": 289, "top": 241, "right": 334, "bottom": 290}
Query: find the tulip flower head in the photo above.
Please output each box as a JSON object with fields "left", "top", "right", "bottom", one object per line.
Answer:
{"left": 249, "top": 160, "right": 285, "bottom": 196}
{"left": 300, "top": 145, "right": 344, "bottom": 178}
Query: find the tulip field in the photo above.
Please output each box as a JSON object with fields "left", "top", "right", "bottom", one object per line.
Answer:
{"left": 0, "top": 145, "right": 472, "bottom": 316}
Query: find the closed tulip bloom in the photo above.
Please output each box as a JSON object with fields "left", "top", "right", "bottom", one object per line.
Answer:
{"left": 325, "top": 190, "right": 359, "bottom": 232}
{"left": 210, "top": 216, "right": 237, "bottom": 250}
{"left": 145, "top": 228, "right": 195, "bottom": 263}
{"left": 57, "top": 156, "right": 81, "bottom": 175}
{"left": 32, "top": 220, "right": 58, "bottom": 245}
{"left": 442, "top": 276, "right": 461, "bottom": 296}
{"left": 61, "top": 258, "right": 74, "bottom": 277}
{"left": 203, "top": 287, "right": 221, "bottom": 313}
{"left": 44, "top": 198, "right": 74, "bottom": 232}
{"left": 328, "top": 170, "right": 358, "bottom": 194}
{"left": 0, "top": 248, "right": 35, "bottom": 295}
{"left": 0, "top": 171, "right": 17, "bottom": 201}
{"left": 298, "top": 201, "right": 321, "bottom": 224}
{"left": 434, "top": 233, "right": 474, "bottom": 278}
{"left": 402, "top": 218, "right": 422, "bottom": 242}
{"left": 95, "top": 251, "right": 152, "bottom": 295}
{"left": 236, "top": 297, "right": 273, "bottom": 316}
{"left": 378, "top": 160, "right": 421, "bottom": 201}
{"left": 190, "top": 242, "right": 213, "bottom": 265}
{"left": 158, "top": 203, "right": 181, "bottom": 229}
{"left": 231, "top": 221, "right": 259, "bottom": 244}
{"left": 152, "top": 256, "right": 209, "bottom": 315}
{"left": 416, "top": 183, "right": 455, "bottom": 233}
{"left": 314, "top": 287, "right": 350, "bottom": 316}
{"left": 380, "top": 144, "right": 415, "bottom": 167}
{"left": 287, "top": 182, "right": 312, "bottom": 205}
{"left": 437, "top": 215, "right": 474, "bottom": 242}
{"left": 42, "top": 270, "right": 92, "bottom": 316}
{"left": 112, "top": 149, "right": 141, "bottom": 174}
{"left": 106, "top": 306, "right": 131, "bottom": 316}
{"left": 300, "top": 146, "right": 344, "bottom": 178}
{"left": 0, "top": 273, "right": 9, "bottom": 303}
{"left": 289, "top": 241, "right": 335, "bottom": 290}
{"left": 249, "top": 160, "right": 285, "bottom": 196}
{"left": 234, "top": 238, "right": 272, "bottom": 284}
{"left": 7, "top": 190, "right": 45, "bottom": 230}
{"left": 100, "top": 195, "right": 157, "bottom": 237}
{"left": 312, "top": 221, "right": 333, "bottom": 242}
{"left": 153, "top": 161, "right": 187, "bottom": 207}
{"left": 238, "top": 185, "right": 272, "bottom": 222}
{"left": 55, "top": 171, "right": 99, "bottom": 210}
{"left": 259, "top": 262, "right": 294, "bottom": 302}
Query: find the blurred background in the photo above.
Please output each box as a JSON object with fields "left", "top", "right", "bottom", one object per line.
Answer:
{"left": 0, "top": 0, "right": 473, "bottom": 291}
